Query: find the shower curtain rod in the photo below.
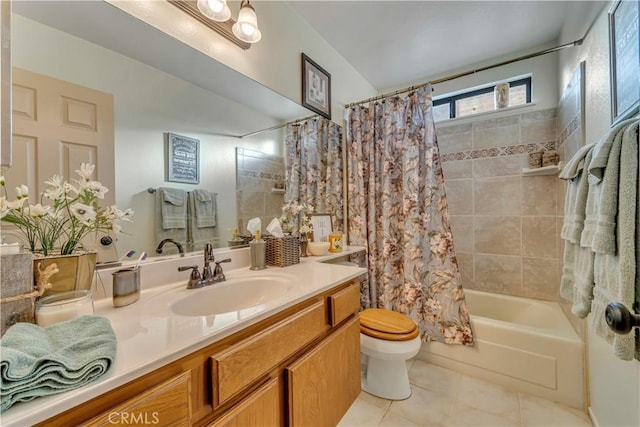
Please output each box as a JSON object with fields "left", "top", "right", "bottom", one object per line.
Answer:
{"left": 239, "top": 114, "right": 319, "bottom": 139}
{"left": 344, "top": 38, "right": 583, "bottom": 108}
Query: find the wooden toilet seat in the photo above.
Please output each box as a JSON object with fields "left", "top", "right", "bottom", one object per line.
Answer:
{"left": 360, "top": 308, "right": 419, "bottom": 341}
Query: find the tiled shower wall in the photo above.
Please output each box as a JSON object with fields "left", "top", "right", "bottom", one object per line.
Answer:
{"left": 236, "top": 147, "right": 286, "bottom": 234}
{"left": 439, "top": 108, "right": 560, "bottom": 301}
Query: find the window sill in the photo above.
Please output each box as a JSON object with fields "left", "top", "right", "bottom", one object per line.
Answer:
{"left": 434, "top": 102, "right": 537, "bottom": 125}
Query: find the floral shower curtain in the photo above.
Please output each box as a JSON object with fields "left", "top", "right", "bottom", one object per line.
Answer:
{"left": 284, "top": 118, "right": 343, "bottom": 231}
{"left": 346, "top": 85, "right": 473, "bottom": 345}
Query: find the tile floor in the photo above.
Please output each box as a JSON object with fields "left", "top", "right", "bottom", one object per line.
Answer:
{"left": 338, "top": 359, "right": 592, "bottom": 427}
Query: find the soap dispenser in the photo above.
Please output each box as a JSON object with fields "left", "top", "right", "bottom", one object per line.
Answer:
{"left": 249, "top": 229, "right": 266, "bottom": 270}
{"left": 228, "top": 227, "right": 245, "bottom": 248}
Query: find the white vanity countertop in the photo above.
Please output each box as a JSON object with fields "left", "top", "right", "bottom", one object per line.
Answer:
{"left": 1, "top": 247, "right": 366, "bottom": 426}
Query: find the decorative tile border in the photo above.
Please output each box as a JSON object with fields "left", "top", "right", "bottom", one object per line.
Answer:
{"left": 558, "top": 113, "right": 581, "bottom": 148}
{"left": 237, "top": 169, "right": 286, "bottom": 181}
{"left": 441, "top": 141, "right": 556, "bottom": 162}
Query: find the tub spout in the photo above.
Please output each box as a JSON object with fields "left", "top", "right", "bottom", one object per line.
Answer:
{"left": 155, "top": 238, "right": 185, "bottom": 256}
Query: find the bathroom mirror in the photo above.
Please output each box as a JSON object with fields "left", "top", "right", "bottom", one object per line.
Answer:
{"left": 7, "top": 1, "right": 311, "bottom": 260}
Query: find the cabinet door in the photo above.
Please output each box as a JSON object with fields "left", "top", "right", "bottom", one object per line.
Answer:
{"left": 81, "top": 371, "right": 192, "bottom": 427}
{"left": 286, "top": 316, "right": 361, "bottom": 427}
{"left": 211, "top": 301, "right": 326, "bottom": 407}
{"left": 209, "top": 377, "right": 281, "bottom": 427}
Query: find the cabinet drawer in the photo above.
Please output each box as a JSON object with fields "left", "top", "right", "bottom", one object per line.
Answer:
{"left": 211, "top": 301, "right": 327, "bottom": 407}
{"left": 81, "top": 371, "right": 192, "bottom": 427}
{"left": 329, "top": 281, "right": 360, "bottom": 326}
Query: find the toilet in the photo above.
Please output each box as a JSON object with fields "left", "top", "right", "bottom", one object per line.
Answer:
{"left": 360, "top": 308, "right": 422, "bottom": 400}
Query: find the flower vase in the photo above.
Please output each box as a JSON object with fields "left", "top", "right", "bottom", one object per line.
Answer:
{"left": 300, "top": 235, "right": 309, "bottom": 257}
{"left": 33, "top": 251, "right": 97, "bottom": 297}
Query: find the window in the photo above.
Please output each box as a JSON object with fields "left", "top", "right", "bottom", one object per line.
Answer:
{"left": 433, "top": 77, "right": 531, "bottom": 121}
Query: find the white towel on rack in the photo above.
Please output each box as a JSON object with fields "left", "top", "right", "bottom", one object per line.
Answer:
{"left": 559, "top": 143, "right": 595, "bottom": 243}
{"left": 560, "top": 147, "right": 595, "bottom": 315}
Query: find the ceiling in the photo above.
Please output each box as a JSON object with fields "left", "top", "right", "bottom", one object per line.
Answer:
{"left": 287, "top": 1, "right": 607, "bottom": 91}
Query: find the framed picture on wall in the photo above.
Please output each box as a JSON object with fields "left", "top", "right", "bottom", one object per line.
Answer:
{"left": 301, "top": 53, "right": 331, "bottom": 120}
{"left": 310, "top": 214, "right": 333, "bottom": 242}
{"left": 166, "top": 132, "right": 199, "bottom": 184}
{"left": 608, "top": 0, "right": 639, "bottom": 125}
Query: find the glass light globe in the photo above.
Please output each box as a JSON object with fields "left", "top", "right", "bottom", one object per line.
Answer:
{"left": 232, "top": 1, "right": 262, "bottom": 43}
{"left": 197, "top": 0, "right": 231, "bottom": 22}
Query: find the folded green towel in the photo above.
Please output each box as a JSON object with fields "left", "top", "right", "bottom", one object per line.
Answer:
{"left": 192, "top": 189, "right": 217, "bottom": 228}
{"left": 160, "top": 187, "right": 187, "bottom": 230}
{"left": 0, "top": 315, "right": 116, "bottom": 412}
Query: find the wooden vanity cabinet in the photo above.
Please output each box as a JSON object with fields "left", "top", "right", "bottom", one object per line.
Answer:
{"left": 38, "top": 279, "right": 361, "bottom": 427}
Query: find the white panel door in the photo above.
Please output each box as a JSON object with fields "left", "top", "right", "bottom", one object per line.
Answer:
{"left": 9, "top": 67, "right": 114, "bottom": 205}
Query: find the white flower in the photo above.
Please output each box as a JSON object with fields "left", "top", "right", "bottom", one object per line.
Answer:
{"left": 299, "top": 223, "right": 313, "bottom": 234}
{"left": 83, "top": 181, "right": 109, "bottom": 199}
{"left": 70, "top": 203, "right": 97, "bottom": 226}
{"left": 15, "top": 185, "right": 28, "bottom": 199}
{"left": 0, "top": 163, "right": 134, "bottom": 255}
{"left": 44, "top": 175, "right": 66, "bottom": 200}
{"left": 7, "top": 198, "right": 26, "bottom": 210}
{"left": 28, "top": 204, "right": 51, "bottom": 217}
{"left": 65, "top": 182, "right": 80, "bottom": 197}
{"left": 76, "top": 163, "right": 95, "bottom": 181}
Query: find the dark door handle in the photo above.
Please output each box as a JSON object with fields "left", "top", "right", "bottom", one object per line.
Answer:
{"left": 605, "top": 302, "right": 640, "bottom": 335}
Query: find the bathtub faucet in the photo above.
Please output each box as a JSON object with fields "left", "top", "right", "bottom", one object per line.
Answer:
{"left": 155, "top": 238, "right": 185, "bottom": 256}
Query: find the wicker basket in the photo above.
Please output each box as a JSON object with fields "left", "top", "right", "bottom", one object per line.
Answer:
{"left": 265, "top": 235, "right": 300, "bottom": 267}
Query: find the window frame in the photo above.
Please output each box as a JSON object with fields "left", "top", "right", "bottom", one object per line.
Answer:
{"left": 433, "top": 77, "right": 532, "bottom": 121}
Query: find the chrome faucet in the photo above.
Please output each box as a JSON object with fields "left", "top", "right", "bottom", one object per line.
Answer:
{"left": 202, "top": 243, "right": 215, "bottom": 283}
{"left": 178, "top": 243, "right": 231, "bottom": 289}
{"left": 156, "top": 238, "right": 185, "bottom": 256}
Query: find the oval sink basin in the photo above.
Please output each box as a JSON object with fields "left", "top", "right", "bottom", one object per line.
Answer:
{"left": 171, "top": 277, "right": 294, "bottom": 317}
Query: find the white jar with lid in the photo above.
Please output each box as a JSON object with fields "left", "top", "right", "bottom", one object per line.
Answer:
{"left": 35, "top": 290, "right": 94, "bottom": 327}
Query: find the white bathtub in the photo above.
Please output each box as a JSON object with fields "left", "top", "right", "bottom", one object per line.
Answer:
{"left": 419, "top": 289, "right": 584, "bottom": 410}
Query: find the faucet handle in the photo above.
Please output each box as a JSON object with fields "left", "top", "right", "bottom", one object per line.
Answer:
{"left": 178, "top": 265, "right": 203, "bottom": 289}
{"left": 213, "top": 258, "right": 232, "bottom": 282}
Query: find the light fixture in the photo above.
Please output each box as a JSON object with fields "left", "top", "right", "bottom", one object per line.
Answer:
{"left": 171, "top": 0, "right": 258, "bottom": 49}
{"left": 231, "top": 0, "right": 262, "bottom": 44}
{"left": 196, "top": 0, "right": 231, "bottom": 22}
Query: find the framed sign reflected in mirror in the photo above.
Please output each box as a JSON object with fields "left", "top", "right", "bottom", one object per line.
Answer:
{"left": 310, "top": 214, "right": 333, "bottom": 242}
{"left": 166, "top": 132, "right": 199, "bottom": 184}
{"left": 608, "top": 0, "right": 639, "bottom": 125}
{"left": 301, "top": 53, "right": 331, "bottom": 120}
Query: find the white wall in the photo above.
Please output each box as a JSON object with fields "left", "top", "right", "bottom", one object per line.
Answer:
{"left": 12, "top": 14, "right": 284, "bottom": 257}
{"left": 558, "top": 2, "right": 640, "bottom": 426}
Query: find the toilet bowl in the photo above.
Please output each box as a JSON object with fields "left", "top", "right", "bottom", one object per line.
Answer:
{"left": 360, "top": 308, "right": 422, "bottom": 400}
